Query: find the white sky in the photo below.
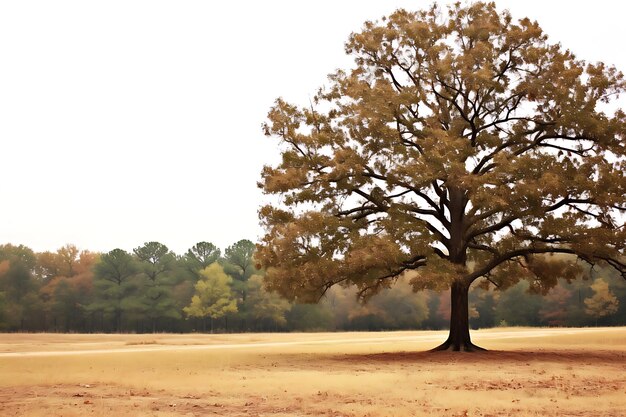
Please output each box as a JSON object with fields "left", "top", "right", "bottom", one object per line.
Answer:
{"left": 1, "top": 1, "right": 625, "bottom": 255}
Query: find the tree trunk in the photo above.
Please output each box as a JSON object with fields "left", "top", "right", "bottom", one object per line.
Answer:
{"left": 115, "top": 308, "right": 122, "bottom": 333}
{"left": 432, "top": 280, "right": 485, "bottom": 352}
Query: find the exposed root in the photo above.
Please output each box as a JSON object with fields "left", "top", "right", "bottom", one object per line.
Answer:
{"left": 430, "top": 339, "right": 487, "bottom": 352}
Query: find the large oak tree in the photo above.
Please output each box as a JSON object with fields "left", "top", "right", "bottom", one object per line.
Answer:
{"left": 257, "top": 2, "right": 626, "bottom": 351}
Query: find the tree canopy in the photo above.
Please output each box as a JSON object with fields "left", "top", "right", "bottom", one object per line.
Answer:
{"left": 224, "top": 239, "right": 257, "bottom": 282}
{"left": 184, "top": 242, "right": 221, "bottom": 279}
{"left": 184, "top": 263, "right": 238, "bottom": 331}
{"left": 584, "top": 278, "right": 619, "bottom": 320}
{"left": 257, "top": 2, "right": 626, "bottom": 350}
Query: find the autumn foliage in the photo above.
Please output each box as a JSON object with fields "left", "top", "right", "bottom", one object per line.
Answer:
{"left": 257, "top": 2, "right": 626, "bottom": 350}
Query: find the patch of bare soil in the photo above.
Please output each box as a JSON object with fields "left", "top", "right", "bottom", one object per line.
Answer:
{"left": 0, "top": 379, "right": 623, "bottom": 417}
{"left": 0, "top": 384, "right": 343, "bottom": 417}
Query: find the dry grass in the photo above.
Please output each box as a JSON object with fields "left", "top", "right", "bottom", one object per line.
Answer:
{"left": 0, "top": 328, "right": 625, "bottom": 416}
{"left": 125, "top": 340, "right": 158, "bottom": 346}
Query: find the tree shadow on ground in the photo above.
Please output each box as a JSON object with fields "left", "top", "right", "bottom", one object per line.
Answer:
{"left": 328, "top": 349, "right": 625, "bottom": 365}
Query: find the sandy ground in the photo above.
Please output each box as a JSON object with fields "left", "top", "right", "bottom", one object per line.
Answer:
{"left": 0, "top": 328, "right": 625, "bottom": 416}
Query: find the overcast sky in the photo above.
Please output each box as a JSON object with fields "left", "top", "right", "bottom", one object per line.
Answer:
{"left": 1, "top": 1, "right": 624, "bottom": 255}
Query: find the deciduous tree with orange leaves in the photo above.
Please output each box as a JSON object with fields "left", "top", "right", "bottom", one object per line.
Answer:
{"left": 257, "top": 2, "right": 626, "bottom": 351}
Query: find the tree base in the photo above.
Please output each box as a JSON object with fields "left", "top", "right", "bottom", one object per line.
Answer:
{"left": 430, "top": 339, "right": 487, "bottom": 352}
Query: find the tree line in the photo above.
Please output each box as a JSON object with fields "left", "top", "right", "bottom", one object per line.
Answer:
{"left": 0, "top": 242, "right": 623, "bottom": 333}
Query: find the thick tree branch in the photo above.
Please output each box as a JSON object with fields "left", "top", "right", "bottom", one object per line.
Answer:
{"left": 464, "top": 247, "right": 578, "bottom": 284}
{"left": 466, "top": 214, "right": 518, "bottom": 241}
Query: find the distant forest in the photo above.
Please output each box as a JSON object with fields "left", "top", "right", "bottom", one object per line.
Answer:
{"left": 0, "top": 241, "right": 624, "bottom": 333}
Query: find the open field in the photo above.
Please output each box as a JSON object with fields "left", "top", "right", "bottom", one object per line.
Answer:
{"left": 1, "top": 328, "right": 625, "bottom": 416}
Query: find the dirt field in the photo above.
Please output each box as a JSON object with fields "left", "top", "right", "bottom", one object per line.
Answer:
{"left": 0, "top": 328, "right": 625, "bottom": 416}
